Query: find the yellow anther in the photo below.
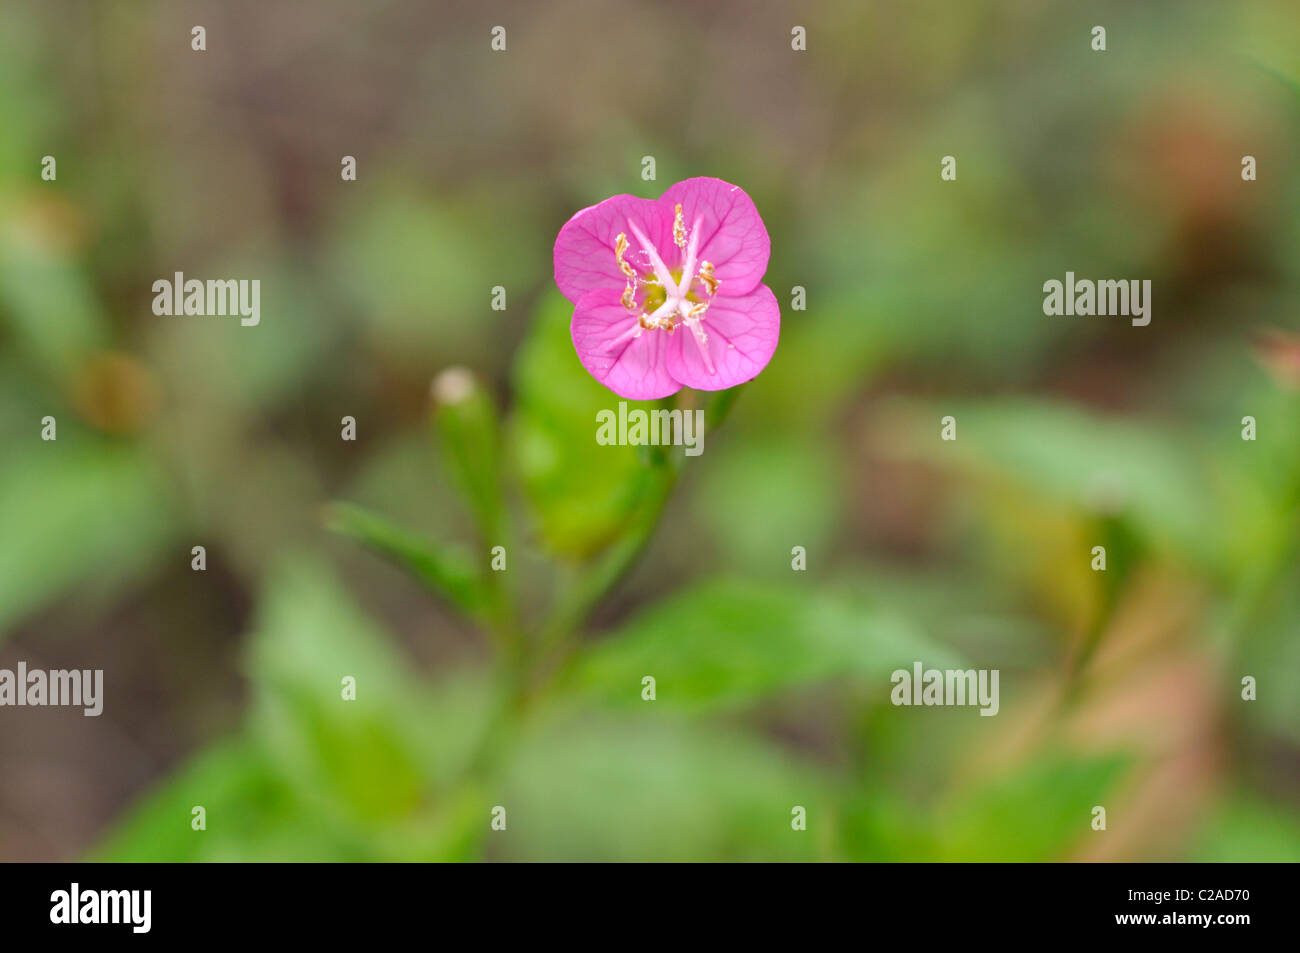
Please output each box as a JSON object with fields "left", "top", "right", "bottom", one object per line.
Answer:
{"left": 614, "top": 232, "right": 637, "bottom": 279}
{"left": 687, "top": 301, "right": 710, "bottom": 318}
{"left": 698, "top": 261, "right": 717, "bottom": 296}
{"left": 673, "top": 204, "right": 686, "bottom": 249}
{"left": 621, "top": 281, "right": 637, "bottom": 311}
{"left": 638, "top": 312, "right": 676, "bottom": 332}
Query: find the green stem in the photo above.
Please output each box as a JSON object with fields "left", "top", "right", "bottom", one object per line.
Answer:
{"left": 540, "top": 458, "right": 681, "bottom": 673}
{"left": 460, "top": 387, "right": 738, "bottom": 782}
{"left": 533, "top": 386, "right": 743, "bottom": 678}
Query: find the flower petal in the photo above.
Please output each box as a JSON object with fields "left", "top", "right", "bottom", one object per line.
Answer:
{"left": 664, "top": 284, "right": 780, "bottom": 391}
{"left": 554, "top": 193, "right": 672, "bottom": 304}
{"left": 658, "top": 177, "right": 770, "bottom": 297}
{"left": 571, "top": 290, "right": 682, "bottom": 400}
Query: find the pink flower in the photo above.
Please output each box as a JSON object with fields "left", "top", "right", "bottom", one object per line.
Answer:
{"left": 553, "top": 177, "right": 779, "bottom": 400}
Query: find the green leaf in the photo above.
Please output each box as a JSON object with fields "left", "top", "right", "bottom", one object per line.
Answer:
{"left": 908, "top": 398, "right": 1223, "bottom": 565}
{"left": 0, "top": 197, "right": 108, "bottom": 380}
{"left": 934, "top": 753, "right": 1130, "bottom": 861}
{"left": 496, "top": 709, "right": 832, "bottom": 861}
{"left": 0, "top": 442, "right": 174, "bottom": 640}
{"left": 326, "top": 501, "right": 485, "bottom": 617}
{"left": 838, "top": 786, "right": 943, "bottom": 861}
{"left": 92, "top": 732, "right": 490, "bottom": 862}
{"left": 89, "top": 738, "right": 347, "bottom": 862}
{"left": 570, "top": 578, "right": 961, "bottom": 712}
{"left": 508, "top": 290, "right": 657, "bottom": 559}
{"left": 244, "top": 558, "right": 438, "bottom": 827}
{"left": 839, "top": 752, "right": 1131, "bottom": 861}
{"left": 1190, "top": 793, "right": 1300, "bottom": 862}
{"left": 96, "top": 559, "right": 497, "bottom": 860}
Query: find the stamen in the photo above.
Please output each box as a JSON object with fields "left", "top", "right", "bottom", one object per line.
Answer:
{"left": 638, "top": 311, "right": 675, "bottom": 333}
{"left": 698, "top": 261, "right": 717, "bottom": 296}
{"left": 613, "top": 233, "right": 637, "bottom": 279}
{"left": 626, "top": 219, "right": 676, "bottom": 291}
{"left": 611, "top": 216, "right": 713, "bottom": 343}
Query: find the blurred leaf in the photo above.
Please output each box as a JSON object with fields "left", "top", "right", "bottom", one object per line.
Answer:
{"left": 327, "top": 191, "right": 485, "bottom": 366}
{"left": 840, "top": 753, "right": 1131, "bottom": 861}
{"left": 244, "top": 558, "right": 437, "bottom": 828}
{"left": 324, "top": 186, "right": 541, "bottom": 375}
{"left": 93, "top": 732, "right": 489, "bottom": 862}
{"left": 839, "top": 562, "right": 1056, "bottom": 665}
{"left": 1190, "top": 793, "right": 1300, "bottom": 862}
{"left": 570, "top": 578, "right": 960, "bottom": 712}
{"left": 508, "top": 290, "right": 655, "bottom": 558}
{"left": 95, "top": 648, "right": 496, "bottom": 861}
{"left": 902, "top": 398, "right": 1225, "bottom": 567}
{"left": 933, "top": 753, "right": 1130, "bottom": 861}
{"left": 0, "top": 18, "right": 57, "bottom": 178}
{"left": 0, "top": 442, "right": 174, "bottom": 639}
{"left": 148, "top": 254, "right": 343, "bottom": 415}
{"left": 838, "top": 786, "right": 942, "bottom": 861}
{"left": 1230, "top": 573, "right": 1300, "bottom": 743}
{"left": 496, "top": 710, "right": 831, "bottom": 861}
{"left": 704, "top": 384, "right": 744, "bottom": 430}
{"left": 371, "top": 783, "right": 489, "bottom": 863}
{"left": 326, "top": 501, "right": 485, "bottom": 617}
{"left": 90, "top": 738, "right": 351, "bottom": 862}
{"left": 0, "top": 195, "right": 107, "bottom": 380}
{"left": 1253, "top": 60, "right": 1300, "bottom": 108}
{"left": 692, "top": 437, "right": 842, "bottom": 577}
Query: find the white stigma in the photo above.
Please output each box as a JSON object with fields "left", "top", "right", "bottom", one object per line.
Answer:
{"left": 626, "top": 214, "right": 705, "bottom": 313}
{"left": 608, "top": 214, "right": 719, "bottom": 373}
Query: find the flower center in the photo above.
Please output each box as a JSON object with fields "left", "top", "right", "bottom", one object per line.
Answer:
{"left": 608, "top": 205, "right": 720, "bottom": 374}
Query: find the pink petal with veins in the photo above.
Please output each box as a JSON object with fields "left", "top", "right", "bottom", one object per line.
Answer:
{"left": 553, "top": 194, "right": 671, "bottom": 304}
{"left": 657, "top": 177, "right": 771, "bottom": 297}
{"left": 570, "top": 289, "right": 683, "bottom": 400}
{"left": 664, "top": 284, "right": 780, "bottom": 391}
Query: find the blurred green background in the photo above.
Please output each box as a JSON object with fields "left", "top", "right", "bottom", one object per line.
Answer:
{"left": 2, "top": 0, "right": 1299, "bottom": 861}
